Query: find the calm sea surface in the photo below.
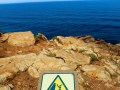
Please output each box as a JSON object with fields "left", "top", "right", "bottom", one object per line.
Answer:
{"left": 0, "top": 1, "right": 120, "bottom": 44}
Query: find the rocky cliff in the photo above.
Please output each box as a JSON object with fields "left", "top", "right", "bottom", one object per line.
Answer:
{"left": 0, "top": 31, "right": 120, "bottom": 90}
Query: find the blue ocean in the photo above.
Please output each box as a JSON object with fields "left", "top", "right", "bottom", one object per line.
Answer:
{"left": 0, "top": 1, "right": 120, "bottom": 44}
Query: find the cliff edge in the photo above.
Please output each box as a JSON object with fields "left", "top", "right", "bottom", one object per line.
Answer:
{"left": 0, "top": 31, "right": 120, "bottom": 90}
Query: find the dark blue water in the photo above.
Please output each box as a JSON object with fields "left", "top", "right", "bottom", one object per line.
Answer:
{"left": 0, "top": 1, "right": 120, "bottom": 44}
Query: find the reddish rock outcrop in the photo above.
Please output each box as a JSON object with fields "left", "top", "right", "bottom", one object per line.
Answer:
{"left": 7, "top": 31, "right": 35, "bottom": 47}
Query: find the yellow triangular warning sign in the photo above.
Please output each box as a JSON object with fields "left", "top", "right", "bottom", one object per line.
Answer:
{"left": 47, "top": 75, "right": 68, "bottom": 90}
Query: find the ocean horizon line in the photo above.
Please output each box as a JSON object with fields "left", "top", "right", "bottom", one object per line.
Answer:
{"left": 0, "top": 0, "right": 82, "bottom": 5}
{"left": 0, "top": 0, "right": 117, "bottom": 5}
{"left": 0, "top": 0, "right": 108, "bottom": 5}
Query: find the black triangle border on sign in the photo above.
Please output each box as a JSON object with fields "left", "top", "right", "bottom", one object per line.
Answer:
{"left": 47, "top": 75, "right": 68, "bottom": 90}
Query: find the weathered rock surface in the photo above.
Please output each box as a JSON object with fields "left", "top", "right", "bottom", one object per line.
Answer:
{"left": 0, "top": 53, "right": 36, "bottom": 74}
{"left": 0, "top": 72, "right": 12, "bottom": 83}
{"left": 81, "top": 65, "right": 111, "bottom": 82}
{"left": 28, "top": 53, "right": 71, "bottom": 78}
{"left": 35, "top": 33, "right": 48, "bottom": 42}
{"left": 0, "top": 33, "right": 9, "bottom": 43}
{"left": 42, "top": 49, "right": 91, "bottom": 70}
{"left": 116, "top": 43, "right": 120, "bottom": 46}
{"left": 102, "top": 59, "right": 120, "bottom": 75}
{"left": 0, "top": 53, "right": 36, "bottom": 84}
{"left": 7, "top": 31, "right": 35, "bottom": 47}
{"left": 0, "top": 51, "right": 71, "bottom": 79}
{"left": 0, "top": 85, "right": 11, "bottom": 90}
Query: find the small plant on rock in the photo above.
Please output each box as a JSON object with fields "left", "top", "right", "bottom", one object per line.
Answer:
{"left": 0, "top": 32, "right": 3, "bottom": 37}
{"left": 47, "top": 52, "right": 56, "bottom": 57}
{"left": 90, "top": 54, "right": 98, "bottom": 61}
{"left": 79, "top": 49, "right": 87, "bottom": 53}
{"left": 51, "top": 36, "right": 57, "bottom": 40}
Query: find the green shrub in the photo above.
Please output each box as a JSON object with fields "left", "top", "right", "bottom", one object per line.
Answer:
{"left": 0, "top": 32, "right": 3, "bottom": 37}
{"left": 47, "top": 52, "right": 56, "bottom": 57}
{"left": 35, "top": 33, "right": 42, "bottom": 43}
{"left": 90, "top": 54, "right": 98, "bottom": 61}
{"left": 35, "top": 36, "right": 39, "bottom": 43}
{"left": 79, "top": 49, "right": 86, "bottom": 53}
{"left": 51, "top": 36, "right": 57, "bottom": 40}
